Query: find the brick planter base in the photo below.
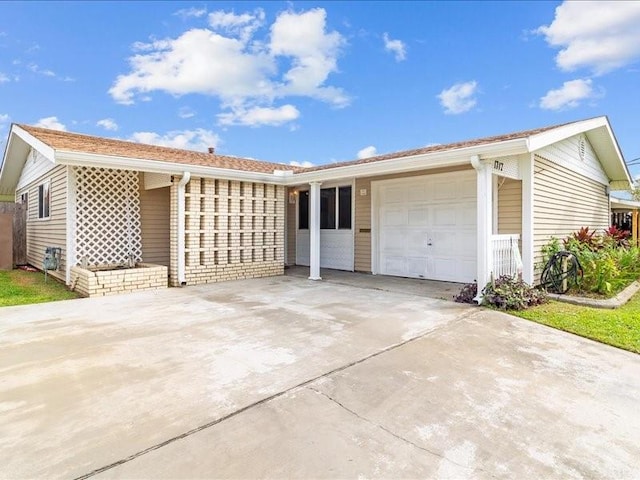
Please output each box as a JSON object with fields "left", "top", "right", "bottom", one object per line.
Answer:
{"left": 70, "top": 263, "right": 168, "bottom": 297}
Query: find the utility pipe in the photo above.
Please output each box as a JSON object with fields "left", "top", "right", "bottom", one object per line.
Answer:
{"left": 177, "top": 171, "right": 191, "bottom": 285}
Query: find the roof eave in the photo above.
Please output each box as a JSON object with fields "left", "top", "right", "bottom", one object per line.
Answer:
{"left": 12, "top": 125, "right": 56, "bottom": 161}
{"left": 55, "top": 150, "right": 283, "bottom": 183}
{"left": 528, "top": 116, "right": 632, "bottom": 188}
{"left": 284, "top": 138, "right": 529, "bottom": 185}
{"left": 0, "top": 125, "right": 58, "bottom": 195}
{"left": 611, "top": 197, "right": 640, "bottom": 209}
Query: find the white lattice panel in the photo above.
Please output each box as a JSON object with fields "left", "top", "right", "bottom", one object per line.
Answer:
{"left": 74, "top": 167, "right": 142, "bottom": 266}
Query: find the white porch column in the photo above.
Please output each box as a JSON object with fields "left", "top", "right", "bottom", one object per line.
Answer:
{"left": 471, "top": 156, "right": 493, "bottom": 297}
{"left": 521, "top": 154, "right": 535, "bottom": 284}
{"left": 309, "top": 181, "right": 322, "bottom": 280}
{"left": 177, "top": 171, "right": 191, "bottom": 285}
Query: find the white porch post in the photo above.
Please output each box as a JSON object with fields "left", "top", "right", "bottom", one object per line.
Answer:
{"left": 177, "top": 171, "right": 191, "bottom": 285}
{"left": 472, "top": 155, "right": 493, "bottom": 298}
{"left": 309, "top": 181, "right": 322, "bottom": 280}
{"left": 521, "top": 154, "right": 535, "bottom": 284}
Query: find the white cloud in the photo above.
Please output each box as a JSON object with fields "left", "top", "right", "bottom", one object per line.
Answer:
{"left": 536, "top": 1, "right": 640, "bottom": 74}
{"left": 437, "top": 80, "right": 478, "bottom": 114}
{"left": 174, "top": 6, "right": 207, "bottom": 19}
{"left": 0, "top": 72, "right": 8, "bottom": 83}
{"left": 27, "top": 62, "right": 74, "bottom": 82}
{"left": 217, "top": 104, "right": 300, "bottom": 127}
{"left": 34, "top": 116, "right": 66, "bottom": 131}
{"left": 539, "top": 78, "right": 596, "bottom": 110}
{"left": 289, "top": 160, "right": 314, "bottom": 168}
{"left": 110, "top": 7, "right": 348, "bottom": 127}
{"left": 383, "top": 33, "right": 406, "bottom": 62}
{"left": 357, "top": 145, "right": 377, "bottom": 159}
{"left": 0, "top": 113, "right": 9, "bottom": 125}
{"left": 269, "top": 8, "right": 348, "bottom": 106}
{"left": 129, "top": 128, "right": 220, "bottom": 152}
{"left": 110, "top": 28, "right": 275, "bottom": 105}
{"left": 29, "top": 63, "right": 55, "bottom": 77}
{"left": 178, "top": 106, "right": 196, "bottom": 118}
{"left": 209, "top": 8, "right": 265, "bottom": 43}
{"left": 96, "top": 118, "right": 118, "bottom": 131}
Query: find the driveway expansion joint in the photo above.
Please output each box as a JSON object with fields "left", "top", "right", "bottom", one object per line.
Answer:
{"left": 306, "top": 386, "right": 492, "bottom": 476}
{"left": 73, "top": 308, "right": 479, "bottom": 480}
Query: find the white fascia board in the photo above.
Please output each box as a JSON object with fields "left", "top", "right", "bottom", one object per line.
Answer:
{"left": 55, "top": 150, "right": 283, "bottom": 184}
{"left": 55, "top": 137, "right": 529, "bottom": 187}
{"left": 526, "top": 116, "right": 608, "bottom": 152}
{"left": 283, "top": 138, "right": 528, "bottom": 185}
{"left": 0, "top": 134, "right": 17, "bottom": 192}
{"left": 12, "top": 125, "right": 56, "bottom": 162}
{"left": 0, "top": 129, "right": 39, "bottom": 195}
{"left": 601, "top": 121, "right": 633, "bottom": 186}
{"left": 611, "top": 197, "right": 640, "bottom": 209}
{"left": 528, "top": 116, "right": 632, "bottom": 187}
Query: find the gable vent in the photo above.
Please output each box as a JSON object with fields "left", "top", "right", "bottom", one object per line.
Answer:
{"left": 578, "top": 135, "right": 586, "bottom": 161}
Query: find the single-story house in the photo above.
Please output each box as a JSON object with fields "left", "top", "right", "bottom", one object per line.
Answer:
{"left": 0, "top": 116, "right": 632, "bottom": 296}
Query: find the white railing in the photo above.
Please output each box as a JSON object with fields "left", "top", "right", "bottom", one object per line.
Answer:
{"left": 491, "top": 234, "right": 522, "bottom": 279}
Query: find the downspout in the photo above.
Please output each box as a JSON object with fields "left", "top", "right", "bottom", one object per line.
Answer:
{"left": 470, "top": 155, "right": 482, "bottom": 171}
{"left": 177, "top": 171, "right": 191, "bottom": 285}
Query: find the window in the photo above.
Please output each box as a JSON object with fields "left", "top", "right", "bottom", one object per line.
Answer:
{"left": 298, "top": 190, "right": 309, "bottom": 229}
{"left": 38, "top": 182, "right": 50, "bottom": 219}
{"left": 338, "top": 186, "right": 352, "bottom": 229}
{"left": 20, "top": 192, "right": 28, "bottom": 207}
{"left": 320, "top": 188, "right": 336, "bottom": 229}
{"left": 298, "top": 185, "right": 352, "bottom": 230}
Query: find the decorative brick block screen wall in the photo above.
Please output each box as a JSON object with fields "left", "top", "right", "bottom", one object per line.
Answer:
{"left": 70, "top": 263, "right": 167, "bottom": 297}
{"left": 170, "top": 177, "right": 285, "bottom": 286}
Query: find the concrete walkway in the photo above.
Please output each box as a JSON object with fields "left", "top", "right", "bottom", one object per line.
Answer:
{"left": 2, "top": 275, "right": 640, "bottom": 479}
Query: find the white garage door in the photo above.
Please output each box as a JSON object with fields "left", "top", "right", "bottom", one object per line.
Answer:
{"left": 375, "top": 171, "right": 476, "bottom": 283}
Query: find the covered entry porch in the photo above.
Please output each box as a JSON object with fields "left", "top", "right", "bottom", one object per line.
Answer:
{"left": 288, "top": 153, "right": 529, "bottom": 291}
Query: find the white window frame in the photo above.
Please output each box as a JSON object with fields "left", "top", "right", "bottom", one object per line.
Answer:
{"left": 38, "top": 180, "right": 51, "bottom": 220}
{"left": 296, "top": 183, "right": 353, "bottom": 231}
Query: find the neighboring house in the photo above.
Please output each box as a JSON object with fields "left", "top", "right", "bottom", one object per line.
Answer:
{"left": 0, "top": 116, "right": 632, "bottom": 295}
{"left": 611, "top": 197, "right": 640, "bottom": 246}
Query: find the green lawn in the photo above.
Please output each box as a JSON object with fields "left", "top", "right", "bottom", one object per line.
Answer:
{"left": 0, "top": 270, "right": 79, "bottom": 307}
{"left": 513, "top": 292, "right": 640, "bottom": 354}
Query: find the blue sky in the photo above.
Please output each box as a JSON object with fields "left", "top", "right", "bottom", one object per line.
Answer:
{"left": 1, "top": 1, "right": 639, "bottom": 178}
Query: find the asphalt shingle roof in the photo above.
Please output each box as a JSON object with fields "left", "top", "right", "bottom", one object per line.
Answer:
{"left": 18, "top": 120, "right": 580, "bottom": 175}
{"left": 303, "top": 122, "right": 572, "bottom": 172}
{"left": 18, "top": 124, "right": 302, "bottom": 174}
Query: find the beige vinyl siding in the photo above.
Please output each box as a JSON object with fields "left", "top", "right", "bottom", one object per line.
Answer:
{"left": 139, "top": 175, "right": 170, "bottom": 266}
{"left": 16, "top": 164, "right": 67, "bottom": 282}
{"left": 354, "top": 164, "right": 473, "bottom": 272}
{"left": 286, "top": 187, "right": 296, "bottom": 265}
{"left": 533, "top": 154, "right": 609, "bottom": 273}
{"left": 497, "top": 178, "right": 522, "bottom": 236}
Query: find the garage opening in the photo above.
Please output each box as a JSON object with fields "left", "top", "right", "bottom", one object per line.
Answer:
{"left": 373, "top": 170, "right": 476, "bottom": 283}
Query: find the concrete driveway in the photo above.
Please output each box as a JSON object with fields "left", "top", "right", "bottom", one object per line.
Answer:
{"left": 1, "top": 275, "right": 639, "bottom": 479}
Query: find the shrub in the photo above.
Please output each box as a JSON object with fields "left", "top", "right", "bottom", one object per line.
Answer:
{"left": 481, "top": 275, "right": 547, "bottom": 311}
{"left": 454, "top": 282, "right": 477, "bottom": 304}
{"left": 604, "top": 226, "right": 631, "bottom": 248}
{"left": 567, "top": 226, "right": 602, "bottom": 251}
{"left": 540, "top": 237, "right": 562, "bottom": 271}
{"left": 541, "top": 227, "right": 640, "bottom": 297}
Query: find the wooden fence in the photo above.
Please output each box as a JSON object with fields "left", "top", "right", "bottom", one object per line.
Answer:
{"left": 0, "top": 202, "right": 27, "bottom": 268}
